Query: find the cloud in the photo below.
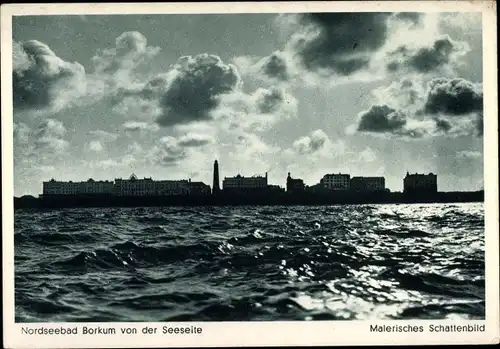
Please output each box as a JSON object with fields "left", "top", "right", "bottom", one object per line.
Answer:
{"left": 386, "top": 35, "right": 469, "bottom": 74}
{"left": 13, "top": 40, "right": 86, "bottom": 111}
{"left": 147, "top": 132, "right": 215, "bottom": 167}
{"left": 13, "top": 122, "right": 31, "bottom": 144}
{"left": 476, "top": 113, "right": 483, "bottom": 136}
{"left": 233, "top": 50, "right": 296, "bottom": 84}
{"left": 156, "top": 54, "right": 241, "bottom": 126}
{"left": 91, "top": 31, "right": 160, "bottom": 75}
{"left": 85, "top": 31, "right": 161, "bottom": 100}
{"left": 147, "top": 136, "right": 188, "bottom": 166}
{"left": 114, "top": 53, "right": 241, "bottom": 127}
{"left": 83, "top": 153, "right": 138, "bottom": 171}
{"left": 358, "top": 147, "right": 378, "bottom": 163}
{"left": 220, "top": 131, "right": 280, "bottom": 175}
{"left": 371, "top": 78, "right": 425, "bottom": 111}
{"left": 422, "top": 77, "right": 483, "bottom": 115}
{"left": 439, "top": 12, "right": 482, "bottom": 33}
{"left": 352, "top": 77, "right": 483, "bottom": 139}
{"left": 177, "top": 133, "right": 214, "bottom": 147}
{"left": 357, "top": 105, "right": 407, "bottom": 133}
{"left": 234, "top": 12, "right": 470, "bottom": 87}
{"left": 391, "top": 12, "right": 423, "bottom": 27}
{"left": 457, "top": 150, "right": 482, "bottom": 159}
{"left": 32, "top": 119, "right": 69, "bottom": 152}
{"left": 13, "top": 32, "right": 161, "bottom": 112}
{"left": 423, "top": 78, "right": 483, "bottom": 137}
{"left": 289, "top": 129, "right": 346, "bottom": 157}
{"left": 123, "top": 121, "right": 159, "bottom": 132}
{"left": 236, "top": 13, "right": 472, "bottom": 89}
{"left": 354, "top": 105, "right": 441, "bottom": 139}
{"left": 88, "top": 130, "right": 119, "bottom": 142}
{"left": 259, "top": 51, "right": 290, "bottom": 81}
{"left": 83, "top": 130, "right": 118, "bottom": 153}
{"left": 255, "top": 86, "right": 291, "bottom": 114}
{"left": 87, "top": 140, "right": 104, "bottom": 152}
{"left": 234, "top": 13, "right": 396, "bottom": 87}
{"left": 216, "top": 86, "right": 298, "bottom": 131}
{"left": 289, "top": 13, "right": 392, "bottom": 76}
{"left": 14, "top": 119, "right": 70, "bottom": 168}
{"left": 114, "top": 55, "right": 297, "bottom": 132}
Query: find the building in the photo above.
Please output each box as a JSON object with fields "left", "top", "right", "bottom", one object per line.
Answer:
{"left": 81, "top": 178, "right": 114, "bottom": 195}
{"left": 267, "top": 184, "right": 286, "bottom": 194}
{"left": 403, "top": 172, "right": 437, "bottom": 194}
{"left": 187, "top": 181, "right": 211, "bottom": 196}
{"left": 305, "top": 183, "right": 325, "bottom": 194}
{"left": 154, "top": 179, "right": 191, "bottom": 196}
{"left": 114, "top": 174, "right": 157, "bottom": 196}
{"left": 286, "top": 172, "right": 305, "bottom": 193}
{"left": 42, "top": 178, "right": 113, "bottom": 196}
{"left": 350, "top": 177, "right": 385, "bottom": 192}
{"left": 212, "top": 160, "right": 220, "bottom": 195}
{"left": 320, "top": 173, "right": 351, "bottom": 190}
{"left": 43, "top": 179, "right": 79, "bottom": 196}
{"left": 42, "top": 174, "right": 211, "bottom": 197}
{"left": 223, "top": 173, "right": 268, "bottom": 190}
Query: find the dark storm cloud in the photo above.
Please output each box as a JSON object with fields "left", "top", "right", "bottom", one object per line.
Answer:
{"left": 13, "top": 40, "right": 85, "bottom": 110}
{"left": 355, "top": 77, "right": 484, "bottom": 139}
{"left": 435, "top": 118, "right": 453, "bottom": 132}
{"left": 116, "top": 54, "right": 241, "bottom": 127}
{"left": 357, "top": 105, "right": 407, "bottom": 133}
{"left": 261, "top": 51, "right": 289, "bottom": 81}
{"left": 355, "top": 106, "right": 435, "bottom": 139}
{"left": 423, "top": 77, "right": 483, "bottom": 115}
{"left": 291, "top": 13, "right": 392, "bottom": 75}
{"left": 387, "top": 35, "right": 468, "bottom": 73}
{"left": 156, "top": 54, "right": 241, "bottom": 127}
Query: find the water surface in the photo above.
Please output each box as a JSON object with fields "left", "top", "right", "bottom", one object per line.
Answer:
{"left": 15, "top": 203, "right": 485, "bottom": 321}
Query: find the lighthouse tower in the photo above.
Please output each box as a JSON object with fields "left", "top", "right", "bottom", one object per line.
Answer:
{"left": 212, "top": 160, "right": 220, "bottom": 195}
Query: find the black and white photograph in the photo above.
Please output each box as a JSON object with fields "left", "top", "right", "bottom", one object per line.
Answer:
{"left": 2, "top": 1, "right": 499, "bottom": 346}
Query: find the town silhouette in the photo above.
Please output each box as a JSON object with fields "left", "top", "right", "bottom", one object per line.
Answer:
{"left": 15, "top": 160, "right": 483, "bottom": 208}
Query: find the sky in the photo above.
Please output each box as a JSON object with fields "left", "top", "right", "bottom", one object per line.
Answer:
{"left": 12, "top": 12, "right": 484, "bottom": 196}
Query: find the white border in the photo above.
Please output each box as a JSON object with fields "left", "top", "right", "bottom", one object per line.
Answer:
{"left": 2, "top": 1, "right": 499, "bottom": 348}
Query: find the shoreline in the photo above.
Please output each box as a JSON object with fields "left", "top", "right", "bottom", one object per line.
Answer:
{"left": 14, "top": 191, "right": 484, "bottom": 209}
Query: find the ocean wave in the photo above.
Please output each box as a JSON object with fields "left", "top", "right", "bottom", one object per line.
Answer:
{"left": 15, "top": 203, "right": 485, "bottom": 321}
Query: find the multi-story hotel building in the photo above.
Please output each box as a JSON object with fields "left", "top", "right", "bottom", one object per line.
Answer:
{"left": 43, "top": 174, "right": 210, "bottom": 197}
{"left": 43, "top": 178, "right": 114, "bottom": 196}
{"left": 403, "top": 172, "right": 438, "bottom": 194}
{"left": 320, "top": 173, "right": 351, "bottom": 190}
{"left": 350, "top": 177, "right": 386, "bottom": 192}
{"left": 222, "top": 173, "right": 268, "bottom": 190}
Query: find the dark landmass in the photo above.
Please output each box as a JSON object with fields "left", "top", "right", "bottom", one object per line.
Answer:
{"left": 14, "top": 191, "right": 484, "bottom": 209}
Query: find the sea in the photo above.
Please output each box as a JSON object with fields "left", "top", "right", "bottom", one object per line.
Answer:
{"left": 14, "top": 203, "right": 485, "bottom": 322}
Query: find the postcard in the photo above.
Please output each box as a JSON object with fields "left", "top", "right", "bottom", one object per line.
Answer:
{"left": 2, "top": 1, "right": 499, "bottom": 348}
